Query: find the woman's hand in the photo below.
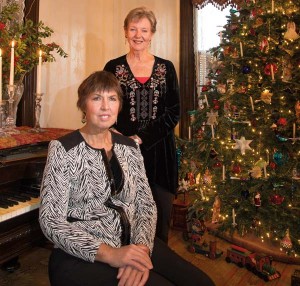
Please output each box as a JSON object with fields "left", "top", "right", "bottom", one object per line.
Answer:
{"left": 129, "top": 135, "right": 142, "bottom": 144}
{"left": 95, "top": 244, "right": 152, "bottom": 272}
{"left": 117, "top": 265, "right": 149, "bottom": 286}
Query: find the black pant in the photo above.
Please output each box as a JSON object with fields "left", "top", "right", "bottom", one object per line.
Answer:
{"left": 48, "top": 238, "right": 215, "bottom": 286}
{"left": 150, "top": 183, "right": 174, "bottom": 243}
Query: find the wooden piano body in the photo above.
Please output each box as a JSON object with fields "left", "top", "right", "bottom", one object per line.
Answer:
{"left": 0, "top": 127, "right": 71, "bottom": 267}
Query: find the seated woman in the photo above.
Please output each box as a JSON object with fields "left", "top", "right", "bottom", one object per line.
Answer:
{"left": 39, "top": 70, "right": 215, "bottom": 286}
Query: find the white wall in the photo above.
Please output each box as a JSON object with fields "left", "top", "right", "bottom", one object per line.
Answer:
{"left": 39, "top": 0, "right": 179, "bottom": 129}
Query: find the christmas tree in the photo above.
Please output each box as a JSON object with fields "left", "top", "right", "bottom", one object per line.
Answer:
{"left": 178, "top": 0, "right": 300, "bottom": 257}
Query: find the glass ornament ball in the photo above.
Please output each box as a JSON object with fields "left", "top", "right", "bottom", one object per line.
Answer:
{"left": 242, "top": 66, "right": 251, "bottom": 74}
{"left": 273, "top": 151, "right": 286, "bottom": 166}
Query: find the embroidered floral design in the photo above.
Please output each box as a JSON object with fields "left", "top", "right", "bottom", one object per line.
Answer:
{"left": 115, "top": 62, "right": 167, "bottom": 122}
{"left": 115, "top": 65, "right": 129, "bottom": 86}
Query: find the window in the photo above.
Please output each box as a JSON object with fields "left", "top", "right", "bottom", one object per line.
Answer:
{"left": 195, "top": 4, "right": 231, "bottom": 99}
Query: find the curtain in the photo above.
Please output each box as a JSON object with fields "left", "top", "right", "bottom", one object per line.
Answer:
{"left": 192, "top": 0, "right": 242, "bottom": 10}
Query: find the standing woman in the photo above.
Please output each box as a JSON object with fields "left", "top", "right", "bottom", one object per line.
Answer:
{"left": 104, "top": 7, "right": 180, "bottom": 243}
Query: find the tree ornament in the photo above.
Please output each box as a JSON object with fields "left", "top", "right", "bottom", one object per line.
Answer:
{"left": 284, "top": 22, "right": 300, "bottom": 41}
{"left": 212, "top": 195, "right": 221, "bottom": 223}
{"left": 237, "top": 83, "right": 247, "bottom": 93}
{"left": 270, "top": 194, "right": 284, "bottom": 205}
{"left": 273, "top": 151, "right": 286, "bottom": 166}
{"left": 280, "top": 229, "right": 293, "bottom": 249}
{"left": 259, "top": 37, "right": 269, "bottom": 53}
{"left": 213, "top": 160, "right": 222, "bottom": 168}
{"left": 282, "top": 59, "right": 293, "bottom": 82}
{"left": 217, "top": 83, "right": 226, "bottom": 94}
{"left": 254, "top": 191, "right": 261, "bottom": 207}
{"left": 242, "top": 65, "right": 251, "bottom": 74}
{"left": 223, "top": 46, "right": 231, "bottom": 56}
{"left": 264, "top": 63, "right": 278, "bottom": 75}
{"left": 232, "top": 163, "right": 241, "bottom": 174}
{"left": 206, "top": 110, "right": 218, "bottom": 125}
{"left": 178, "top": 179, "right": 189, "bottom": 193}
{"left": 212, "top": 99, "right": 220, "bottom": 110}
{"left": 250, "top": 166, "right": 262, "bottom": 179}
{"left": 260, "top": 89, "right": 273, "bottom": 104}
{"left": 202, "top": 86, "right": 209, "bottom": 92}
{"left": 233, "top": 136, "right": 253, "bottom": 155}
{"left": 277, "top": 117, "right": 287, "bottom": 126}
{"left": 187, "top": 172, "right": 195, "bottom": 185}
{"left": 203, "top": 169, "right": 212, "bottom": 185}
{"left": 255, "top": 159, "right": 267, "bottom": 168}
{"left": 269, "top": 161, "right": 276, "bottom": 169}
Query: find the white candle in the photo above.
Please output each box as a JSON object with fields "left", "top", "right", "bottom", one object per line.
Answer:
{"left": 293, "top": 123, "right": 296, "bottom": 140}
{"left": 263, "top": 162, "right": 267, "bottom": 178}
{"left": 188, "top": 126, "right": 191, "bottom": 140}
{"left": 271, "top": 0, "right": 274, "bottom": 13}
{"left": 270, "top": 64, "right": 274, "bottom": 81}
{"left": 232, "top": 208, "right": 236, "bottom": 225}
{"left": 240, "top": 42, "right": 243, "bottom": 57}
{"left": 250, "top": 96, "right": 254, "bottom": 112}
{"left": 36, "top": 50, "right": 42, "bottom": 94}
{"left": 204, "top": 94, "right": 209, "bottom": 107}
{"left": 222, "top": 165, "right": 225, "bottom": 181}
{"left": 0, "top": 49, "right": 2, "bottom": 101}
{"left": 9, "top": 40, "right": 14, "bottom": 87}
{"left": 211, "top": 124, "right": 215, "bottom": 139}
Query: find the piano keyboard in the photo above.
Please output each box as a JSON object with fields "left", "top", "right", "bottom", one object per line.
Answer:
{"left": 0, "top": 186, "right": 41, "bottom": 223}
{"left": 0, "top": 197, "right": 40, "bottom": 223}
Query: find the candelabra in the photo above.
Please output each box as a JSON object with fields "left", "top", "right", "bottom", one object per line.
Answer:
{"left": 5, "top": 84, "right": 19, "bottom": 134}
{"left": 0, "top": 101, "right": 6, "bottom": 136}
{"left": 33, "top": 92, "right": 44, "bottom": 132}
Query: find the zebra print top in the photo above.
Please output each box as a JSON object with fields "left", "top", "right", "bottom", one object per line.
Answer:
{"left": 39, "top": 130, "right": 157, "bottom": 263}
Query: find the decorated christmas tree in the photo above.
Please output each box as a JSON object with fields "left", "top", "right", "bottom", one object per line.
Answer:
{"left": 178, "top": 0, "right": 300, "bottom": 257}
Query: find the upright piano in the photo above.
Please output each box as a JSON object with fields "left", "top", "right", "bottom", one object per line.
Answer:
{"left": 0, "top": 127, "right": 71, "bottom": 270}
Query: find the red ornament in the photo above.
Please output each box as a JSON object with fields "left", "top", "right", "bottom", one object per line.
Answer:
{"left": 270, "top": 194, "right": 284, "bottom": 205}
{"left": 277, "top": 117, "right": 288, "bottom": 126}
{"left": 232, "top": 163, "right": 241, "bottom": 174}
{"left": 269, "top": 161, "right": 276, "bottom": 169}
{"left": 264, "top": 63, "right": 278, "bottom": 75}
{"left": 202, "top": 86, "right": 209, "bottom": 92}
{"left": 249, "top": 28, "right": 256, "bottom": 36}
{"left": 213, "top": 160, "right": 222, "bottom": 168}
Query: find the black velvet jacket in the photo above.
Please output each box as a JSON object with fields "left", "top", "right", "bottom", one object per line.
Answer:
{"left": 104, "top": 55, "right": 180, "bottom": 194}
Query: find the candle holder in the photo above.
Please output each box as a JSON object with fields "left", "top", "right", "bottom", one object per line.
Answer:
{"left": 32, "top": 92, "right": 44, "bottom": 132}
{"left": 0, "top": 101, "right": 7, "bottom": 136}
{"left": 5, "top": 84, "right": 19, "bottom": 134}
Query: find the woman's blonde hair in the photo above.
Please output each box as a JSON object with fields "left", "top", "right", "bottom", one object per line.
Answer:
{"left": 124, "top": 7, "right": 157, "bottom": 33}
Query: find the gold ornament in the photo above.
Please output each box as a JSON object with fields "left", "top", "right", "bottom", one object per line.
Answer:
{"left": 261, "top": 89, "right": 273, "bottom": 104}
{"left": 250, "top": 166, "right": 262, "bottom": 178}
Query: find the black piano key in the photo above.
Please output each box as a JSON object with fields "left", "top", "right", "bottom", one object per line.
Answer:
{"left": 4, "top": 191, "right": 32, "bottom": 201}
{"left": 2, "top": 194, "right": 28, "bottom": 203}
{"left": 0, "top": 202, "right": 9, "bottom": 209}
{"left": 23, "top": 190, "right": 39, "bottom": 198}
{"left": 0, "top": 197, "right": 18, "bottom": 206}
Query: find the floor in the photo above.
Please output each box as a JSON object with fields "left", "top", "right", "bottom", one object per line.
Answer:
{"left": 0, "top": 229, "right": 299, "bottom": 286}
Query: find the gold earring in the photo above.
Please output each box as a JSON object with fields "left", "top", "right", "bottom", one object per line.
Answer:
{"left": 81, "top": 113, "right": 86, "bottom": 124}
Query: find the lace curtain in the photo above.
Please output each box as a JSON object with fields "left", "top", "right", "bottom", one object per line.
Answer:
{"left": 0, "top": 0, "right": 25, "bottom": 21}
{"left": 192, "top": 0, "right": 241, "bottom": 10}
